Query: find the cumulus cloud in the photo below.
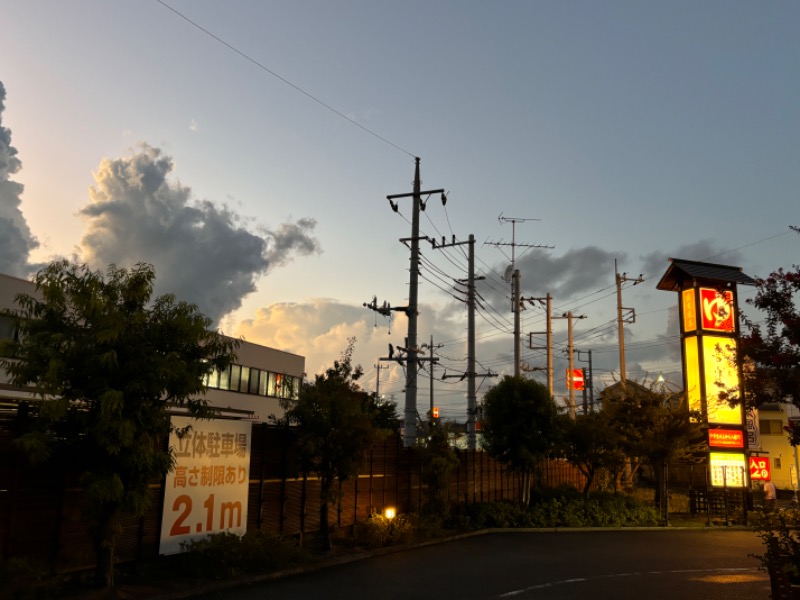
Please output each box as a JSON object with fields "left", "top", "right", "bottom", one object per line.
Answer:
{"left": 478, "top": 246, "right": 623, "bottom": 311}
{"left": 0, "top": 81, "right": 38, "bottom": 277}
{"left": 639, "top": 240, "right": 743, "bottom": 280}
{"left": 78, "top": 144, "right": 320, "bottom": 323}
{"left": 237, "top": 299, "right": 375, "bottom": 377}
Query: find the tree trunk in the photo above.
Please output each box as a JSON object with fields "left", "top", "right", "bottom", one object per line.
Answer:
{"left": 93, "top": 503, "right": 118, "bottom": 588}
{"left": 319, "top": 476, "right": 333, "bottom": 551}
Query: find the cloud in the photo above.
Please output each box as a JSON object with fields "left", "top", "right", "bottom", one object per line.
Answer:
{"left": 0, "top": 81, "right": 38, "bottom": 277}
{"left": 639, "top": 240, "right": 743, "bottom": 280}
{"left": 478, "top": 246, "right": 623, "bottom": 311}
{"left": 78, "top": 144, "right": 320, "bottom": 323}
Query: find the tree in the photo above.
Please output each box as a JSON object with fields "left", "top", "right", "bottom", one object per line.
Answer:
{"left": 559, "top": 411, "right": 626, "bottom": 498}
{"left": 278, "top": 338, "right": 396, "bottom": 550}
{"left": 605, "top": 384, "right": 706, "bottom": 512}
{"left": 480, "top": 376, "right": 561, "bottom": 504}
{"left": 737, "top": 260, "right": 800, "bottom": 427}
{"left": 0, "top": 260, "right": 238, "bottom": 587}
{"left": 415, "top": 420, "right": 459, "bottom": 519}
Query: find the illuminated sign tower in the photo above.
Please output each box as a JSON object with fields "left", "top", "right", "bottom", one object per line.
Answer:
{"left": 656, "top": 259, "right": 755, "bottom": 489}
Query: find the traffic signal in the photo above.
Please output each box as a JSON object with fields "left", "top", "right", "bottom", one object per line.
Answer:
{"left": 432, "top": 406, "right": 439, "bottom": 419}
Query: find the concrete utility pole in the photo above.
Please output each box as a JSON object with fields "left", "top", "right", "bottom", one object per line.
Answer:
{"left": 486, "top": 215, "right": 552, "bottom": 380}
{"left": 431, "top": 234, "right": 492, "bottom": 450}
{"left": 513, "top": 269, "right": 521, "bottom": 377}
{"left": 575, "top": 349, "right": 593, "bottom": 413}
{"left": 527, "top": 293, "right": 553, "bottom": 393}
{"left": 377, "top": 158, "right": 447, "bottom": 447}
{"left": 615, "top": 260, "right": 644, "bottom": 388}
{"left": 374, "top": 363, "right": 389, "bottom": 401}
{"left": 555, "top": 311, "right": 586, "bottom": 419}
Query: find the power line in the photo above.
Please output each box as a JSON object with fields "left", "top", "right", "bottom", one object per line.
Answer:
{"left": 155, "top": 0, "right": 415, "bottom": 158}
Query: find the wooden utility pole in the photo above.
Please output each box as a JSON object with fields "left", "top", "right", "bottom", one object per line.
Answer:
{"left": 615, "top": 260, "right": 644, "bottom": 388}
{"left": 556, "top": 311, "right": 586, "bottom": 419}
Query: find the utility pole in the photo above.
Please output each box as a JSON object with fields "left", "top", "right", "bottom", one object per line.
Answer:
{"left": 369, "top": 158, "right": 446, "bottom": 447}
{"left": 431, "top": 233, "right": 491, "bottom": 450}
{"left": 420, "top": 335, "right": 442, "bottom": 417}
{"left": 373, "top": 363, "right": 389, "bottom": 402}
{"left": 575, "top": 349, "right": 593, "bottom": 413}
{"left": 513, "top": 269, "right": 521, "bottom": 377}
{"left": 615, "top": 260, "right": 644, "bottom": 388}
{"left": 555, "top": 311, "right": 586, "bottom": 419}
{"left": 486, "top": 215, "right": 552, "bottom": 380}
{"left": 527, "top": 293, "right": 553, "bottom": 392}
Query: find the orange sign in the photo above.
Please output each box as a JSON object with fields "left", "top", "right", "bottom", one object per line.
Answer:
{"left": 708, "top": 429, "right": 744, "bottom": 448}
{"left": 566, "top": 369, "right": 585, "bottom": 391}
{"left": 700, "top": 288, "right": 735, "bottom": 331}
{"left": 749, "top": 456, "right": 771, "bottom": 481}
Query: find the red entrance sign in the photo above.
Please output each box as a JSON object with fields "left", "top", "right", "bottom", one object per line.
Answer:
{"left": 749, "top": 456, "right": 771, "bottom": 481}
{"left": 708, "top": 429, "right": 744, "bottom": 448}
{"left": 566, "top": 369, "right": 585, "bottom": 391}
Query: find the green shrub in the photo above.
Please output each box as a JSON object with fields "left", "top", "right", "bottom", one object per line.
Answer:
{"left": 0, "top": 558, "right": 57, "bottom": 600}
{"left": 752, "top": 508, "right": 800, "bottom": 581}
{"left": 174, "top": 530, "right": 307, "bottom": 580}
{"left": 353, "top": 513, "right": 415, "bottom": 548}
{"left": 353, "top": 512, "right": 416, "bottom": 549}
{"left": 450, "top": 493, "right": 660, "bottom": 530}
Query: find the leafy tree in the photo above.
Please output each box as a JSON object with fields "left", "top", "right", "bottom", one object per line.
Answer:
{"left": 278, "top": 338, "right": 396, "bottom": 550}
{"left": 604, "top": 384, "right": 706, "bottom": 512}
{"left": 559, "top": 411, "right": 626, "bottom": 498}
{"left": 480, "top": 376, "right": 561, "bottom": 504}
{"left": 737, "top": 260, "right": 800, "bottom": 427}
{"left": 0, "top": 260, "right": 238, "bottom": 587}
{"left": 416, "top": 420, "right": 459, "bottom": 519}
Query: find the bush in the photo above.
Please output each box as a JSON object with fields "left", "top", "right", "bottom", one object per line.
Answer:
{"left": 752, "top": 508, "right": 800, "bottom": 582}
{"left": 447, "top": 492, "right": 660, "bottom": 531}
{"left": 174, "top": 530, "right": 307, "bottom": 580}
{"left": 0, "top": 558, "right": 58, "bottom": 600}
{"left": 353, "top": 512, "right": 416, "bottom": 549}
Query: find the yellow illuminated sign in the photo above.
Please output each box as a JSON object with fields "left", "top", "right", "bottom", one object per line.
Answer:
{"left": 703, "top": 336, "right": 741, "bottom": 425}
{"left": 684, "top": 337, "right": 701, "bottom": 416}
{"left": 682, "top": 289, "right": 696, "bottom": 332}
{"left": 709, "top": 452, "right": 746, "bottom": 488}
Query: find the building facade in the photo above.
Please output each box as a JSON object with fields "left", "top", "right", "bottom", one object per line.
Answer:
{"left": 0, "top": 271, "right": 304, "bottom": 422}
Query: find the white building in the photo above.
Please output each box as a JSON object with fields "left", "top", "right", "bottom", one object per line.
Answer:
{"left": 0, "top": 271, "right": 304, "bottom": 422}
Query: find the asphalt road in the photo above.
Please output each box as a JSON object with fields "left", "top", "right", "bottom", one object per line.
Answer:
{"left": 196, "top": 529, "right": 769, "bottom": 600}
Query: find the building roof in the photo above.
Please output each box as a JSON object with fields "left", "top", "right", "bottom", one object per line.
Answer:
{"left": 656, "top": 258, "right": 756, "bottom": 292}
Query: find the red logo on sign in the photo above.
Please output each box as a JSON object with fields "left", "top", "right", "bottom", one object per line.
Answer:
{"left": 700, "top": 288, "right": 735, "bottom": 331}
{"left": 749, "top": 456, "right": 771, "bottom": 481}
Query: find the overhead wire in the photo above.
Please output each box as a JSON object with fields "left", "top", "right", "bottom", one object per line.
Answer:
{"left": 155, "top": 0, "right": 416, "bottom": 158}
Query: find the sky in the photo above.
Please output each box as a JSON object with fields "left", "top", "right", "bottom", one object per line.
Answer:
{"left": 1, "top": 1, "right": 798, "bottom": 421}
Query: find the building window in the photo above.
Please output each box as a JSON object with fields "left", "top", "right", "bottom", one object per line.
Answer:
{"left": 239, "top": 366, "right": 250, "bottom": 393}
{"left": 759, "top": 419, "right": 785, "bottom": 435}
{"left": 248, "top": 368, "right": 261, "bottom": 394}
{"left": 219, "top": 366, "right": 231, "bottom": 390}
{"left": 775, "top": 457, "right": 782, "bottom": 469}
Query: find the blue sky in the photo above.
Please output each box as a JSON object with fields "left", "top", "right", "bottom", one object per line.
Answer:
{"left": 1, "top": 1, "right": 798, "bottom": 419}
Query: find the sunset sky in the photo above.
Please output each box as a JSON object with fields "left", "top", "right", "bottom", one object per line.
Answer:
{"left": 2, "top": 1, "right": 798, "bottom": 420}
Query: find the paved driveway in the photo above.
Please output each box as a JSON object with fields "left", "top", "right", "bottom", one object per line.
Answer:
{"left": 195, "top": 529, "right": 769, "bottom": 600}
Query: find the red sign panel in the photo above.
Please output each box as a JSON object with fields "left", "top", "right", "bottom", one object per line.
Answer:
{"left": 708, "top": 429, "right": 745, "bottom": 448}
{"left": 566, "top": 369, "right": 585, "bottom": 391}
{"left": 749, "top": 456, "right": 771, "bottom": 481}
{"left": 700, "top": 288, "right": 735, "bottom": 331}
